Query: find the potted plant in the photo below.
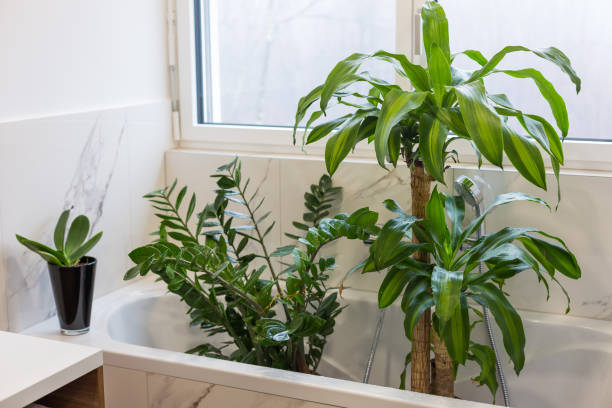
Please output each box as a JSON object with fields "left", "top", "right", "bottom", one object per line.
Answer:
{"left": 362, "top": 188, "right": 580, "bottom": 400}
{"left": 292, "top": 0, "right": 580, "bottom": 395}
{"left": 16, "top": 209, "right": 103, "bottom": 335}
{"left": 125, "top": 158, "right": 378, "bottom": 373}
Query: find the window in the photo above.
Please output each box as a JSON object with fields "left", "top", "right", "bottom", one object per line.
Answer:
{"left": 175, "top": 0, "right": 612, "bottom": 169}
{"left": 194, "top": 0, "right": 396, "bottom": 128}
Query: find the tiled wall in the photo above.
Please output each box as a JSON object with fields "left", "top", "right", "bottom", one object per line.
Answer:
{"left": 165, "top": 150, "right": 612, "bottom": 322}
{"left": 103, "top": 365, "right": 338, "bottom": 408}
{"left": 0, "top": 102, "right": 173, "bottom": 331}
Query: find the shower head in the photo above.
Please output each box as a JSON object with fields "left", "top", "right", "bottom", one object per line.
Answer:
{"left": 454, "top": 175, "right": 483, "bottom": 208}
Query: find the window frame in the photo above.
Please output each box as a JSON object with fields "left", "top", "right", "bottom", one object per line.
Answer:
{"left": 175, "top": 0, "right": 612, "bottom": 172}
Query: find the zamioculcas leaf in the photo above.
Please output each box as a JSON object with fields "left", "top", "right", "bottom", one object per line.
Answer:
{"left": 374, "top": 89, "right": 428, "bottom": 168}
{"left": 65, "top": 215, "right": 90, "bottom": 257}
{"left": 502, "top": 126, "right": 547, "bottom": 189}
{"left": 470, "top": 283, "right": 526, "bottom": 374}
{"left": 419, "top": 114, "right": 448, "bottom": 183}
{"left": 455, "top": 80, "right": 503, "bottom": 166}
{"left": 498, "top": 68, "right": 569, "bottom": 136}
{"left": 421, "top": 1, "right": 450, "bottom": 61}
{"left": 431, "top": 266, "right": 463, "bottom": 327}
{"left": 53, "top": 209, "right": 70, "bottom": 251}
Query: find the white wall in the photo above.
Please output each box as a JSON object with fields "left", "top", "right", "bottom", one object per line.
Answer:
{"left": 0, "top": 0, "right": 169, "bottom": 122}
{"left": 0, "top": 0, "right": 173, "bottom": 331}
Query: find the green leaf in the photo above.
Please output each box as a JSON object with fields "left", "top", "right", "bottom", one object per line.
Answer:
{"left": 53, "top": 209, "right": 70, "bottom": 251}
{"left": 378, "top": 268, "right": 412, "bottom": 308}
{"left": 428, "top": 43, "right": 451, "bottom": 106}
{"left": 419, "top": 114, "right": 448, "bottom": 183}
{"left": 128, "top": 246, "right": 160, "bottom": 264}
{"left": 123, "top": 265, "right": 140, "bottom": 280}
{"left": 325, "top": 118, "right": 362, "bottom": 175}
{"left": 371, "top": 50, "right": 430, "bottom": 91}
{"left": 15, "top": 234, "right": 64, "bottom": 265}
{"left": 454, "top": 80, "right": 503, "bottom": 166}
{"left": 372, "top": 215, "right": 419, "bottom": 269}
{"left": 175, "top": 186, "right": 187, "bottom": 209}
{"left": 431, "top": 266, "right": 463, "bottom": 327}
{"left": 502, "top": 126, "right": 546, "bottom": 189}
{"left": 374, "top": 89, "right": 428, "bottom": 168}
{"left": 270, "top": 245, "right": 296, "bottom": 258}
{"left": 320, "top": 53, "right": 367, "bottom": 113}
{"left": 442, "top": 294, "right": 470, "bottom": 364}
{"left": 68, "top": 231, "right": 103, "bottom": 264}
{"left": 498, "top": 68, "right": 569, "bottom": 136}
{"left": 255, "top": 319, "right": 290, "bottom": 346}
{"left": 65, "top": 215, "right": 90, "bottom": 257}
{"left": 288, "top": 312, "right": 326, "bottom": 337}
{"left": 444, "top": 195, "right": 465, "bottom": 245}
{"left": 470, "top": 283, "right": 526, "bottom": 374}
{"left": 185, "top": 193, "right": 197, "bottom": 222}
{"left": 306, "top": 115, "right": 351, "bottom": 145}
{"left": 469, "top": 45, "right": 581, "bottom": 94}
{"left": 519, "top": 234, "right": 581, "bottom": 279}
{"left": 421, "top": 1, "right": 450, "bottom": 61}
{"left": 404, "top": 292, "right": 434, "bottom": 341}
{"left": 468, "top": 343, "right": 499, "bottom": 399}
{"left": 293, "top": 85, "right": 323, "bottom": 143}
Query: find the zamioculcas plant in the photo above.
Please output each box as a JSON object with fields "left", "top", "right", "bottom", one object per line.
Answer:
{"left": 292, "top": 0, "right": 580, "bottom": 395}
{"left": 125, "top": 158, "right": 378, "bottom": 373}
{"left": 366, "top": 189, "right": 580, "bottom": 400}
{"left": 16, "top": 209, "right": 103, "bottom": 266}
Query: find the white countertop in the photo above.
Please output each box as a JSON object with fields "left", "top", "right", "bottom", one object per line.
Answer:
{"left": 0, "top": 331, "right": 102, "bottom": 408}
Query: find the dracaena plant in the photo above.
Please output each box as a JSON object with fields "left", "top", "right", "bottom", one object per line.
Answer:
{"left": 293, "top": 0, "right": 580, "bottom": 395}
{"left": 16, "top": 209, "right": 103, "bottom": 266}
{"left": 125, "top": 158, "right": 377, "bottom": 373}
{"left": 365, "top": 189, "right": 580, "bottom": 400}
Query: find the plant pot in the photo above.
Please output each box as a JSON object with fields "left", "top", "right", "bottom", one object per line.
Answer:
{"left": 48, "top": 256, "right": 97, "bottom": 335}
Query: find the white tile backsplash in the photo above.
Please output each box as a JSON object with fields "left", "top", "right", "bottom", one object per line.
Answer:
{"left": 164, "top": 151, "right": 612, "bottom": 323}
{"left": 0, "top": 101, "right": 173, "bottom": 331}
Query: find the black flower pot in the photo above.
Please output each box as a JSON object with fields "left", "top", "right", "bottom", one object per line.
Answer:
{"left": 48, "top": 256, "right": 97, "bottom": 335}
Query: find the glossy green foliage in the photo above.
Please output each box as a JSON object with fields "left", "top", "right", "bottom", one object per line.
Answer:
{"left": 293, "top": 0, "right": 580, "bottom": 195}
{"left": 16, "top": 209, "right": 103, "bottom": 266}
{"left": 367, "top": 190, "right": 580, "bottom": 399}
{"left": 286, "top": 173, "right": 342, "bottom": 240}
{"left": 125, "top": 158, "right": 376, "bottom": 373}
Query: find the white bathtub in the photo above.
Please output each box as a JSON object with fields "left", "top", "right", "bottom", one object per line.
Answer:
{"left": 25, "top": 277, "right": 612, "bottom": 407}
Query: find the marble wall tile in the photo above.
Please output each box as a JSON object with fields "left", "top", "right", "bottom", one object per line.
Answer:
{"left": 103, "top": 365, "right": 148, "bottom": 408}
{"left": 0, "top": 101, "right": 172, "bottom": 331}
{"left": 146, "top": 373, "right": 338, "bottom": 408}
{"left": 165, "top": 151, "right": 612, "bottom": 323}
{"left": 454, "top": 166, "right": 612, "bottom": 320}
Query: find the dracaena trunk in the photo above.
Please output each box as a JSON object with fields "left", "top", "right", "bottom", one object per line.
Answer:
{"left": 432, "top": 330, "right": 454, "bottom": 397}
{"left": 410, "top": 163, "right": 432, "bottom": 394}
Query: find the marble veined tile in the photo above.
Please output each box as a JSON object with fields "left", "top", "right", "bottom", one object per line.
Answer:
{"left": 453, "top": 166, "right": 612, "bottom": 320}
{"left": 0, "top": 101, "right": 171, "bottom": 331}
{"left": 104, "top": 365, "right": 148, "bottom": 408}
{"left": 147, "top": 373, "right": 338, "bottom": 408}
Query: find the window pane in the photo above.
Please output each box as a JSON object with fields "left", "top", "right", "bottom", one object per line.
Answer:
{"left": 439, "top": 0, "right": 610, "bottom": 141}
{"left": 197, "top": 0, "right": 396, "bottom": 127}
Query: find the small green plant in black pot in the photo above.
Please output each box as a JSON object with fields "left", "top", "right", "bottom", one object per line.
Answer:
{"left": 16, "top": 209, "right": 103, "bottom": 335}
